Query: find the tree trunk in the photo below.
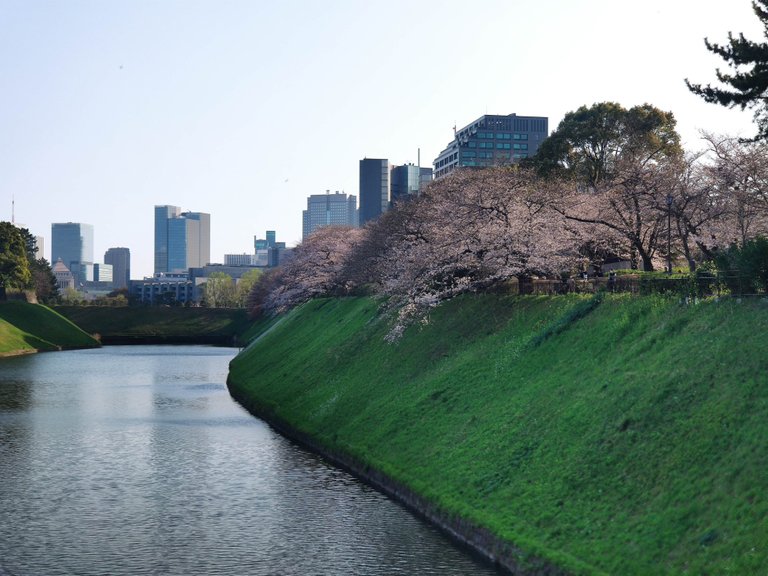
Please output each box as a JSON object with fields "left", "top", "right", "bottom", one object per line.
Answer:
{"left": 639, "top": 248, "right": 655, "bottom": 272}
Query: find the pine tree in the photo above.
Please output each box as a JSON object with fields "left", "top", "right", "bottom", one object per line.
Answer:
{"left": 686, "top": 1, "right": 768, "bottom": 141}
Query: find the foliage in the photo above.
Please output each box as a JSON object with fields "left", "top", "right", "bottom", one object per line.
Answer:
{"left": 29, "top": 259, "right": 59, "bottom": 304}
{"left": 686, "top": 0, "right": 768, "bottom": 141}
{"left": 202, "top": 271, "right": 236, "bottom": 308}
{"left": 260, "top": 226, "right": 365, "bottom": 315}
{"left": 532, "top": 102, "right": 681, "bottom": 186}
{"left": 246, "top": 106, "right": 768, "bottom": 329}
{"left": 234, "top": 268, "right": 262, "bottom": 308}
{"left": 60, "top": 286, "right": 85, "bottom": 305}
{"left": 367, "top": 166, "right": 583, "bottom": 337}
{"left": 0, "top": 222, "right": 31, "bottom": 299}
{"left": 17, "top": 227, "right": 59, "bottom": 303}
{"left": 714, "top": 235, "right": 768, "bottom": 293}
{"left": 229, "top": 294, "right": 768, "bottom": 575}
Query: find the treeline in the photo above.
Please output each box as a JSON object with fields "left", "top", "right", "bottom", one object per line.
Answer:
{"left": 247, "top": 102, "right": 768, "bottom": 335}
{"left": 0, "top": 223, "right": 58, "bottom": 304}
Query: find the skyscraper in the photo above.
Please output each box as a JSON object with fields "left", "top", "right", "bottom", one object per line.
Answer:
{"left": 433, "top": 113, "right": 548, "bottom": 179}
{"left": 154, "top": 205, "right": 211, "bottom": 274}
{"left": 302, "top": 191, "right": 358, "bottom": 239}
{"left": 359, "top": 158, "right": 390, "bottom": 225}
{"left": 51, "top": 222, "right": 94, "bottom": 283}
{"left": 104, "top": 247, "right": 131, "bottom": 288}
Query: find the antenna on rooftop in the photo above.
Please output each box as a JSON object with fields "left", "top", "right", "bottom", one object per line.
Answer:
{"left": 11, "top": 194, "right": 14, "bottom": 225}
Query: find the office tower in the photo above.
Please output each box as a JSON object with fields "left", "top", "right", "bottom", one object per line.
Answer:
{"left": 359, "top": 158, "right": 390, "bottom": 225}
{"left": 390, "top": 164, "right": 433, "bottom": 203}
{"left": 51, "top": 222, "right": 94, "bottom": 284}
{"left": 154, "top": 205, "right": 211, "bottom": 274}
{"left": 34, "top": 236, "right": 44, "bottom": 260}
{"left": 302, "top": 191, "right": 359, "bottom": 239}
{"left": 433, "top": 113, "right": 548, "bottom": 179}
{"left": 104, "top": 247, "right": 131, "bottom": 288}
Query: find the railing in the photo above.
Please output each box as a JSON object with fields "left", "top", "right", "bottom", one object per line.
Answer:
{"left": 505, "top": 273, "right": 768, "bottom": 298}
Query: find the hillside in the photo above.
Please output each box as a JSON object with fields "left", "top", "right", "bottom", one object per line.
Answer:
{"left": 55, "top": 306, "right": 251, "bottom": 345}
{"left": 0, "top": 301, "right": 100, "bottom": 356}
{"left": 227, "top": 294, "right": 768, "bottom": 575}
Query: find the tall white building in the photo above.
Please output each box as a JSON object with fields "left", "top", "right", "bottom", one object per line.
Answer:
{"left": 302, "top": 191, "right": 358, "bottom": 239}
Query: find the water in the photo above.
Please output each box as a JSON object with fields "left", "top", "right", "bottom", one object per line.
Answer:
{"left": 0, "top": 346, "right": 502, "bottom": 576}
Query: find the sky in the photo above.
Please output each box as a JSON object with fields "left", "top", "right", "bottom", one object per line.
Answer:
{"left": 1, "top": 0, "right": 765, "bottom": 278}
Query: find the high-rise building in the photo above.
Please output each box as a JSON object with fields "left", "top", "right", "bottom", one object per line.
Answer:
{"left": 390, "top": 164, "right": 433, "bottom": 203}
{"left": 433, "top": 113, "right": 548, "bottom": 179}
{"left": 359, "top": 158, "right": 390, "bottom": 225}
{"left": 154, "top": 205, "right": 211, "bottom": 274}
{"left": 302, "top": 191, "right": 359, "bottom": 239}
{"left": 51, "top": 222, "right": 94, "bottom": 284}
{"left": 104, "top": 247, "right": 131, "bottom": 288}
{"left": 34, "top": 236, "right": 44, "bottom": 260}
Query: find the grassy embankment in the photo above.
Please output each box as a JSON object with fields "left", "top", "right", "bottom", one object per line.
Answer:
{"left": 228, "top": 294, "right": 768, "bottom": 575}
{"left": 0, "top": 301, "right": 100, "bottom": 356}
{"left": 55, "top": 306, "right": 251, "bottom": 345}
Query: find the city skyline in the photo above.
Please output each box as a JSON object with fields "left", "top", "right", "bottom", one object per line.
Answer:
{"left": 2, "top": 1, "right": 764, "bottom": 278}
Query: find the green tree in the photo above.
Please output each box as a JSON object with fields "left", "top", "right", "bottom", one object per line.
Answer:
{"left": 202, "top": 272, "right": 236, "bottom": 308}
{"left": 235, "top": 268, "right": 262, "bottom": 308}
{"left": 533, "top": 102, "right": 681, "bottom": 186}
{"left": 17, "top": 227, "right": 58, "bottom": 304}
{"left": 686, "top": 1, "right": 768, "bottom": 141}
{"left": 715, "top": 236, "right": 768, "bottom": 294}
{"left": 0, "top": 222, "right": 31, "bottom": 300}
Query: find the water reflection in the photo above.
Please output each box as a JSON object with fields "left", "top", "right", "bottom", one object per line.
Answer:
{"left": 0, "top": 346, "right": 502, "bottom": 576}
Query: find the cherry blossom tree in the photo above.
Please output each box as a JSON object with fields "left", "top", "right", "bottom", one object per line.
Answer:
{"left": 259, "top": 225, "right": 365, "bottom": 315}
{"left": 369, "top": 167, "right": 584, "bottom": 337}
{"left": 698, "top": 133, "right": 768, "bottom": 247}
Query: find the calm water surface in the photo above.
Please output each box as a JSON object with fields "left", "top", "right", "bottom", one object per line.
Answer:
{"left": 0, "top": 346, "right": 501, "bottom": 576}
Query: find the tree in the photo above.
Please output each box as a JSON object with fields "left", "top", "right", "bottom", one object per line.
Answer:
{"left": 235, "top": 269, "right": 262, "bottom": 308}
{"left": 260, "top": 226, "right": 364, "bottom": 315}
{"left": 537, "top": 103, "right": 684, "bottom": 271}
{"left": 17, "top": 227, "right": 58, "bottom": 304}
{"left": 686, "top": 1, "right": 768, "bottom": 141}
{"left": 365, "top": 167, "right": 583, "bottom": 337}
{"left": 694, "top": 133, "right": 768, "bottom": 250}
{"left": 0, "top": 222, "right": 31, "bottom": 300}
{"left": 533, "top": 102, "right": 681, "bottom": 186}
{"left": 202, "top": 272, "right": 236, "bottom": 308}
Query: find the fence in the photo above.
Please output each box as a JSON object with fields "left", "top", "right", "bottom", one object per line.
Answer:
{"left": 503, "top": 272, "right": 767, "bottom": 299}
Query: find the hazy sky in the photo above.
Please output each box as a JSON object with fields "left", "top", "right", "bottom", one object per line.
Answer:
{"left": 1, "top": 0, "right": 764, "bottom": 278}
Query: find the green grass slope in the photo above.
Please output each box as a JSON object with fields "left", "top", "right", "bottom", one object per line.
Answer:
{"left": 55, "top": 306, "right": 251, "bottom": 345}
{"left": 228, "top": 294, "right": 768, "bottom": 575}
{"left": 0, "top": 301, "right": 100, "bottom": 355}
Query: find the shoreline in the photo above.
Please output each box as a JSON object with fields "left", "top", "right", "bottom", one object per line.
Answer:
{"left": 227, "top": 380, "right": 574, "bottom": 576}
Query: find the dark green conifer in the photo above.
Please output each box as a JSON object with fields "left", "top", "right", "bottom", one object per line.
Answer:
{"left": 686, "top": 1, "right": 768, "bottom": 141}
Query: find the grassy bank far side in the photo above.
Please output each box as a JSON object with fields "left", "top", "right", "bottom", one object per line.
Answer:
{"left": 0, "top": 301, "right": 100, "bottom": 356}
{"left": 227, "top": 294, "right": 768, "bottom": 575}
{"left": 55, "top": 306, "right": 252, "bottom": 345}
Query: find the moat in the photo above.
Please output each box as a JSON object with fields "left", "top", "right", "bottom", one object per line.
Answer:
{"left": 0, "top": 345, "right": 500, "bottom": 575}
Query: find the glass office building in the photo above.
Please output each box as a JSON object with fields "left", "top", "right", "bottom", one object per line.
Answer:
{"left": 433, "top": 113, "right": 548, "bottom": 179}
{"left": 154, "top": 205, "right": 211, "bottom": 274}
{"left": 51, "top": 222, "right": 94, "bottom": 283}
